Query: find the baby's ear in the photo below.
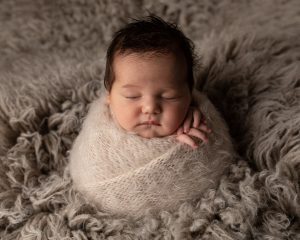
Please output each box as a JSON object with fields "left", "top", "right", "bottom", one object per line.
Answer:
{"left": 106, "top": 94, "right": 110, "bottom": 105}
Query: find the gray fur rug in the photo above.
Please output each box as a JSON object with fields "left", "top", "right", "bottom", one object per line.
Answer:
{"left": 0, "top": 0, "right": 299, "bottom": 239}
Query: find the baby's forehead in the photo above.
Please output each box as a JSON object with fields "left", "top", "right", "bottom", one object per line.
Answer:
{"left": 110, "top": 51, "right": 189, "bottom": 90}
{"left": 113, "top": 51, "right": 187, "bottom": 74}
{"left": 112, "top": 51, "right": 188, "bottom": 76}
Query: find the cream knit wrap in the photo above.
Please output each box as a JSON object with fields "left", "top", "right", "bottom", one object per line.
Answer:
{"left": 70, "top": 91, "right": 235, "bottom": 217}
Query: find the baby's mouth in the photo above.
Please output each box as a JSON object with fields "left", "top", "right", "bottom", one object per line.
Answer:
{"left": 139, "top": 120, "right": 161, "bottom": 126}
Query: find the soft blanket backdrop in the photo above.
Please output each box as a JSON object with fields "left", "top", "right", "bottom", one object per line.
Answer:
{"left": 0, "top": 0, "right": 299, "bottom": 239}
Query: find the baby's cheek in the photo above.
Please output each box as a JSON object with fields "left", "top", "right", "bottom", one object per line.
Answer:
{"left": 163, "top": 117, "right": 182, "bottom": 135}
{"left": 112, "top": 108, "right": 133, "bottom": 130}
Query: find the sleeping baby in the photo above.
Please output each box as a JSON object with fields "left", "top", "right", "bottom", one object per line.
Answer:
{"left": 70, "top": 15, "right": 235, "bottom": 217}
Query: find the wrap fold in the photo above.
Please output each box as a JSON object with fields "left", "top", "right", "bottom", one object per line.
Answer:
{"left": 70, "top": 91, "right": 236, "bottom": 217}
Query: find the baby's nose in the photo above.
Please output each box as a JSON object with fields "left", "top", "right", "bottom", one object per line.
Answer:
{"left": 142, "top": 99, "right": 161, "bottom": 114}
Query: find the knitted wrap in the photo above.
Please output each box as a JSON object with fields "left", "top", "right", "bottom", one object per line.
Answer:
{"left": 70, "top": 91, "right": 236, "bottom": 217}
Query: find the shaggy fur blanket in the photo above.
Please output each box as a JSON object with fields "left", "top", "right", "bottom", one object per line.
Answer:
{"left": 70, "top": 92, "right": 235, "bottom": 218}
{"left": 0, "top": 0, "right": 299, "bottom": 239}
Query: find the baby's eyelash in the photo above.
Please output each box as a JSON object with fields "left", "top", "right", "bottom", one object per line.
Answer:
{"left": 125, "top": 96, "right": 140, "bottom": 99}
{"left": 123, "top": 96, "right": 181, "bottom": 100}
{"left": 162, "top": 97, "right": 177, "bottom": 99}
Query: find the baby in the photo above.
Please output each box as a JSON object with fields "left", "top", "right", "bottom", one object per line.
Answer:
{"left": 104, "top": 15, "right": 211, "bottom": 147}
{"left": 70, "top": 15, "right": 235, "bottom": 217}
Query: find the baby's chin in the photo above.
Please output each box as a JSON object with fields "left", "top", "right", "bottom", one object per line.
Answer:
{"left": 132, "top": 127, "right": 174, "bottom": 139}
{"left": 138, "top": 132, "right": 161, "bottom": 139}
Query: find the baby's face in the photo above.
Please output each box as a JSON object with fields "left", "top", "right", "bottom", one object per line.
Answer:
{"left": 107, "top": 52, "right": 191, "bottom": 138}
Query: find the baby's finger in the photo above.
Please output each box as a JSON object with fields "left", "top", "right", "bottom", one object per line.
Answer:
{"left": 183, "top": 109, "right": 193, "bottom": 133}
{"left": 176, "top": 134, "right": 198, "bottom": 149}
{"left": 192, "top": 109, "right": 201, "bottom": 128}
{"left": 198, "top": 123, "right": 212, "bottom": 133}
{"left": 187, "top": 128, "right": 209, "bottom": 143}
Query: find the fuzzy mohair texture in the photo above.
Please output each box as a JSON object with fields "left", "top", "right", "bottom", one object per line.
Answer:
{"left": 0, "top": 0, "right": 299, "bottom": 239}
{"left": 70, "top": 92, "right": 235, "bottom": 218}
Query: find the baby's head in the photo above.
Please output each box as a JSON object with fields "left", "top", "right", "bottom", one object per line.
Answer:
{"left": 104, "top": 15, "right": 196, "bottom": 138}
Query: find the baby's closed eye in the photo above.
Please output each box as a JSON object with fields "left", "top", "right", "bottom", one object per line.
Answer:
{"left": 124, "top": 96, "right": 140, "bottom": 99}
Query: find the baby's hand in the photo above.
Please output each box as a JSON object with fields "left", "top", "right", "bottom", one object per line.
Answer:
{"left": 176, "top": 107, "right": 211, "bottom": 149}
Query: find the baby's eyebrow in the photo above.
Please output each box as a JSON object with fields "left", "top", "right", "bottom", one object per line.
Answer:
{"left": 121, "top": 84, "right": 139, "bottom": 88}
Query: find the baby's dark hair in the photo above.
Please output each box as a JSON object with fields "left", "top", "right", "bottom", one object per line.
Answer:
{"left": 104, "top": 15, "right": 196, "bottom": 92}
